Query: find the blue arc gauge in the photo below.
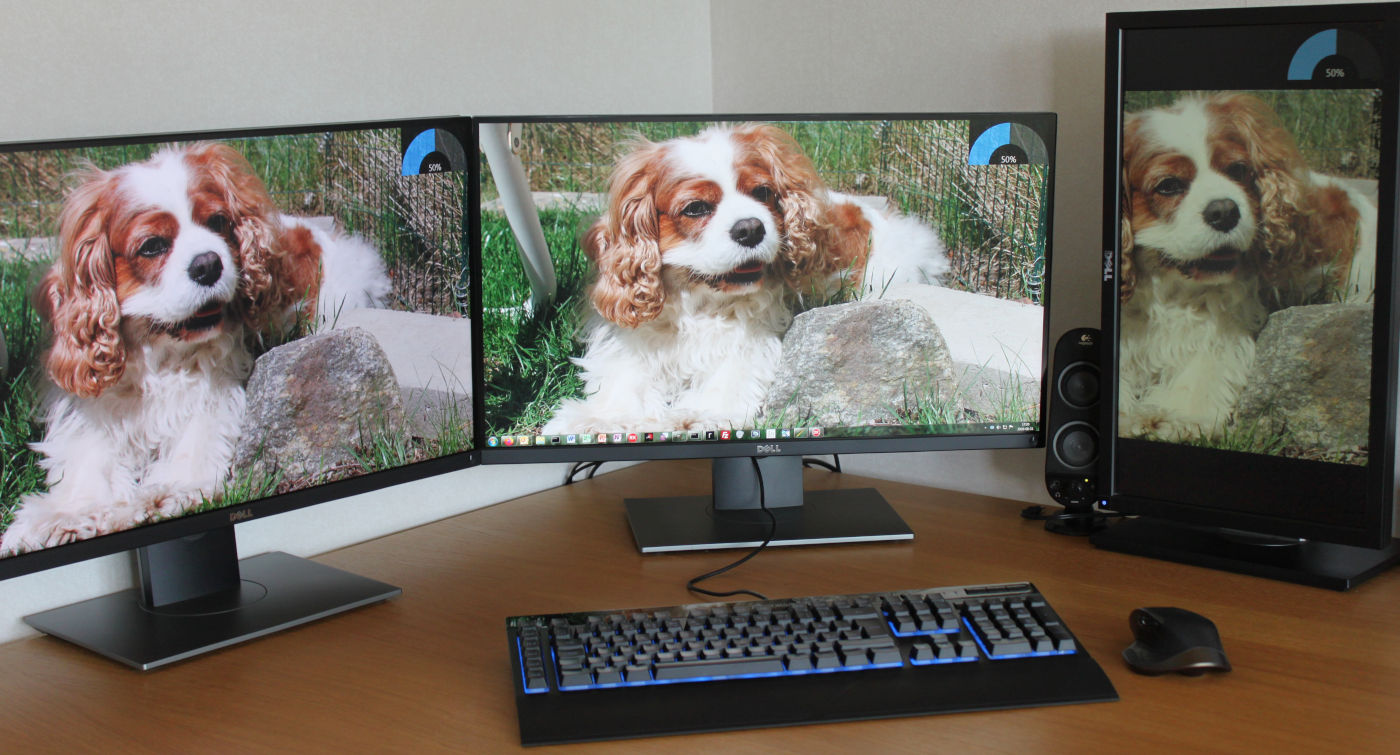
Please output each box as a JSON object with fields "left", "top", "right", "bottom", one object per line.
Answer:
{"left": 1287, "top": 28, "right": 1381, "bottom": 82}
{"left": 968, "top": 122, "right": 1048, "bottom": 166}
{"left": 402, "top": 128, "right": 466, "bottom": 176}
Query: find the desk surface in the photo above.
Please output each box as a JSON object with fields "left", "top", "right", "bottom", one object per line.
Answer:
{"left": 2, "top": 459, "right": 1398, "bottom": 751}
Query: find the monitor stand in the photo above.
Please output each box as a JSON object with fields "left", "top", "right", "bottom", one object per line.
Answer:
{"left": 23, "top": 525, "right": 400, "bottom": 670}
{"left": 625, "top": 456, "right": 914, "bottom": 553}
{"left": 1090, "top": 517, "right": 1400, "bottom": 591}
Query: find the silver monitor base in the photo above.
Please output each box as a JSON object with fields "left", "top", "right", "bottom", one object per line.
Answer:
{"left": 626, "top": 487, "right": 914, "bottom": 553}
{"left": 24, "top": 551, "right": 400, "bottom": 670}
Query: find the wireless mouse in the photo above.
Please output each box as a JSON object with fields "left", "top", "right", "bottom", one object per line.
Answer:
{"left": 1122, "top": 606, "right": 1231, "bottom": 676}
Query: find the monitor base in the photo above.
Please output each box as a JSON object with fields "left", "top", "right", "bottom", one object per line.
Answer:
{"left": 1090, "top": 517, "right": 1400, "bottom": 591}
{"left": 626, "top": 488, "right": 914, "bottom": 553}
{"left": 23, "top": 551, "right": 401, "bottom": 670}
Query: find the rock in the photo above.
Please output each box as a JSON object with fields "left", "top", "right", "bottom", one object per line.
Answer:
{"left": 1234, "top": 303, "right": 1372, "bottom": 455}
{"left": 332, "top": 308, "right": 473, "bottom": 440}
{"left": 234, "top": 327, "right": 405, "bottom": 483}
{"left": 762, "top": 299, "right": 956, "bottom": 427}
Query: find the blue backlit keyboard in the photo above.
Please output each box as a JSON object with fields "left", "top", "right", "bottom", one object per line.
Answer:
{"left": 507, "top": 581, "right": 1117, "bottom": 744}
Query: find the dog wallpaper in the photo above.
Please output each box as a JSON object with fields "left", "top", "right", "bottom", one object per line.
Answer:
{"left": 1117, "top": 89, "right": 1380, "bottom": 464}
{"left": 480, "top": 118, "right": 1052, "bottom": 444}
{"left": 0, "top": 127, "right": 472, "bottom": 557}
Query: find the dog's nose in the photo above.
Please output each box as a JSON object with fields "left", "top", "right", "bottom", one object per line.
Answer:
{"left": 1203, "top": 199, "right": 1240, "bottom": 232}
{"left": 730, "top": 218, "right": 766, "bottom": 248}
{"left": 187, "top": 252, "right": 224, "bottom": 287}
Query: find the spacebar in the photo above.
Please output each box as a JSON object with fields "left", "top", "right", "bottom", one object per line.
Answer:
{"left": 652, "top": 656, "right": 788, "bottom": 680}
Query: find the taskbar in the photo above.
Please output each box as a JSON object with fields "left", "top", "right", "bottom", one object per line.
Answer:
{"left": 484, "top": 421, "right": 1036, "bottom": 449}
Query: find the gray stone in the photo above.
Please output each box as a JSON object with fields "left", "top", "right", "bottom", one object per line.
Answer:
{"left": 234, "top": 327, "right": 405, "bottom": 484}
{"left": 882, "top": 282, "right": 1043, "bottom": 420}
{"left": 1234, "top": 303, "right": 1372, "bottom": 456}
{"left": 481, "top": 191, "right": 604, "bottom": 214}
{"left": 332, "top": 308, "right": 473, "bottom": 439}
{"left": 762, "top": 299, "right": 957, "bottom": 427}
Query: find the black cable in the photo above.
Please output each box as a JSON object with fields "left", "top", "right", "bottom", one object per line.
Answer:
{"left": 801, "top": 454, "right": 842, "bottom": 473}
{"left": 686, "top": 457, "right": 776, "bottom": 601}
{"left": 563, "top": 461, "right": 603, "bottom": 485}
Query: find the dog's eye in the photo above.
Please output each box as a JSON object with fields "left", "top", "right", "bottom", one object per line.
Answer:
{"left": 1224, "top": 162, "right": 1254, "bottom": 184}
{"left": 750, "top": 186, "right": 774, "bottom": 203}
{"left": 681, "top": 201, "right": 714, "bottom": 218}
{"left": 205, "top": 213, "right": 230, "bottom": 235}
{"left": 136, "top": 237, "right": 171, "bottom": 258}
{"left": 1154, "top": 177, "right": 1186, "bottom": 196}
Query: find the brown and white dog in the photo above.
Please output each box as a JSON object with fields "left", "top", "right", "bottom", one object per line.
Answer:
{"left": 0, "top": 143, "right": 389, "bottom": 555}
{"left": 1118, "top": 93, "right": 1375, "bottom": 441}
{"left": 542, "top": 123, "right": 947, "bottom": 434}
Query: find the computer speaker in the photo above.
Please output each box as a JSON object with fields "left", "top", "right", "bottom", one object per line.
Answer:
{"left": 1044, "top": 328, "right": 1102, "bottom": 528}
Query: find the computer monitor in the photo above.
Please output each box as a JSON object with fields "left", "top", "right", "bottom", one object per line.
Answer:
{"left": 474, "top": 114, "right": 1056, "bottom": 551}
{"left": 0, "top": 117, "right": 476, "bottom": 667}
{"left": 1098, "top": 3, "right": 1400, "bottom": 589}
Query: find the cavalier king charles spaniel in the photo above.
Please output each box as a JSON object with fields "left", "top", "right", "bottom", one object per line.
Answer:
{"left": 0, "top": 143, "right": 389, "bottom": 555}
{"left": 542, "top": 123, "right": 947, "bottom": 434}
{"left": 1118, "top": 93, "right": 1376, "bottom": 441}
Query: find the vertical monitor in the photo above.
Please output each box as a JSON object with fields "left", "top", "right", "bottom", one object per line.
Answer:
{"left": 1102, "top": 4, "right": 1400, "bottom": 585}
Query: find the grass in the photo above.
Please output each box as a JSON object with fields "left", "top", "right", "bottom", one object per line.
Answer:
{"left": 480, "top": 207, "right": 593, "bottom": 437}
{"left": 0, "top": 256, "right": 47, "bottom": 522}
{"left": 0, "top": 136, "right": 327, "bottom": 241}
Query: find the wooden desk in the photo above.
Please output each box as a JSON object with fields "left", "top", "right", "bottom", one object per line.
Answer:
{"left": 2, "top": 459, "right": 1398, "bottom": 751}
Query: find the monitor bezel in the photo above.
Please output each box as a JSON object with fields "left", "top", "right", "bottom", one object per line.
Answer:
{"left": 0, "top": 116, "right": 480, "bottom": 581}
{"left": 472, "top": 112, "right": 1057, "bottom": 465}
{"left": 1100, "top": 3, "right": 1400, "bottom": 549}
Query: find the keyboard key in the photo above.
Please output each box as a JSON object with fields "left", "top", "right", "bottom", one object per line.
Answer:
{"left": 653, "top": 656, "right": 786, "bottom": 681}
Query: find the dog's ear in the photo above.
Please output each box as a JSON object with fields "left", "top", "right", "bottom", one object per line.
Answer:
{"left": 586, "top": 142, "right": 666, "bottom": 328}
{"left": 1119, "top": 156, "right": 1137, "bottom": 302}
{"left": 183, "top": 142, "right": 291, "bottom": 330}
{"left": 1209, "top": 94, "right": 1310, "bottom": 268}
{"left": 734, "top": 124, "right": 831, "bottom": 282}
{"left": 41, "top": 170, "right": 126, "bottom": 397}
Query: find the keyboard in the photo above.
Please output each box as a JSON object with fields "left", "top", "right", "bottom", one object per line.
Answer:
{"left": 507, "top": 581, "right": 1117, "bottom": 744}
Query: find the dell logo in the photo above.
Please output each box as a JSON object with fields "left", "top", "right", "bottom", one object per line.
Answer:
{"left": 756, "top": 444, "right": 782, "bottom": 455}
{"left": 229, "top": 510, "right": 254, "bottom": 524}
{"left": 1103, "top": 250, "right": 1114, "bottom": 282}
